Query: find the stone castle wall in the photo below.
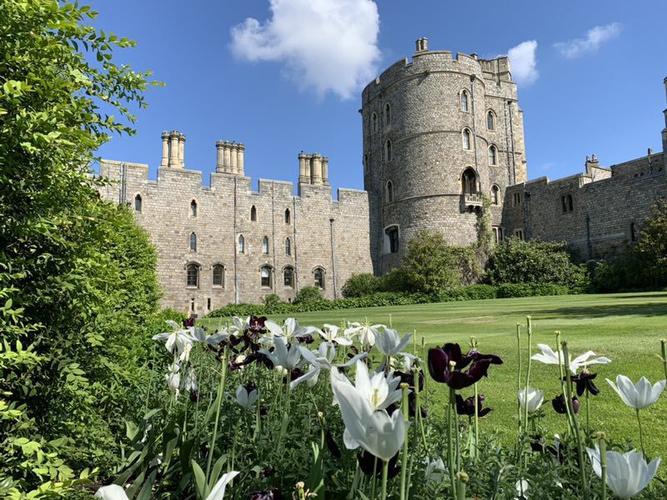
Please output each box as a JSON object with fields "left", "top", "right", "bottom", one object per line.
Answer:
{"left": 361, "top": 38, "right": 527, "bottom": 274}
{"left": 98, "top": 149, "right": 372, "bottom": 315}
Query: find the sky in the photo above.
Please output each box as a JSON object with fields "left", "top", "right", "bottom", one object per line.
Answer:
{"left": 90, "top": 0, "right": 667, "bottom": 193}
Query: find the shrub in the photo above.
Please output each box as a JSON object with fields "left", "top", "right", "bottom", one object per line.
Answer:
{"left": 295, "top": 286, "right": 323, "bottom": 304}
{"left": 438, "top": 284, "right": 498, "bottom": 302}
{"left": 496, "top": 283, "right": 570, "bottom": 298}
{"left": 379, "top": 267, "right": 411, "bottom": 293}
{"left": 341, "top": 273, "right": 382, "bottom": 297}
{"left": 263, "top": 293, "right": 283, "bottom": 308}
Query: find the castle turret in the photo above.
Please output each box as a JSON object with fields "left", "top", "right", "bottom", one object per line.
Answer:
{"left": 297, "top": 152, "right": 330, "bottom": 186}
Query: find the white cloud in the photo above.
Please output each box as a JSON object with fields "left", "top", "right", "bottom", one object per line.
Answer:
{"left": 230, "top": 0, "right": 381, "bottom": 99}
{"left": 507, "top": 40, "right": 539, "bottom": 86}
{"left": 554, "top": 23, "right": 622, "bottom": 59}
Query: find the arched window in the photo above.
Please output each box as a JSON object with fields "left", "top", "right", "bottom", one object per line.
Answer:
{"left": 567, "top": 194, "right": 574, "bottom": 212}
{"left": 285, "top": 237, "right": 291, "bottom": 256}
{"left": 630, "top": 222, "right": 637, "bottom": 242}
{"left": 134, "top": 194, "right": 142, "bottom": 213}
{"left": 384, "top": 140, "right": 392, "bottom": 162}
{"left": 491, "top": 185, "right": 500, "bottom": 205}
{"left": 186, "top": 263, "right": 199, "bottom": 288}
{"left": 385, "top": 180, "right": 394, "bottom": 203}
{"left": 462, "top": 129, "right": 472, "bottom": 150}
{"left": 371, "top": 112, "right": 378, "bottom": 133}
{"left": 190, "top": 199, "right": 197, "bottom": 217}
{"left": 284, "top": 208, "right": 291, "bottom": 224}
{"left": 250, "top": 205, "right": 257, "bottom": 222}
{"left": 460, "top": 90, "right": 469, "bottom": 112}
{"left": 313, "top": 267, "right": 325, "bottom": 289}
{"left": 238, "top": 234, "right": 245, "bottom": 254}
{"left": 487, "top": 110, "right": 495, "bottom": 130}
{"left": 462, "top": 168, "right": 478, "bottom": 195}
{"left": 189, "top": 232, "right": 197, "bottom": 252}
{"left": 384, "top": 103, "right": 391, "bottom": 125}
{"left": 488, "top": 145, "right": 498, "bottom": 166}
{"left": 384, "top": 225, "right": 399, "bottom": 254}
{"left": 262, "top": 236, "right": 269, "bottom": 254}
{"left": 260, "top": 266, "right": 272, "bottom": 288}
{"left": 283, "top": 266, "right": 294, "bottom": 288}
{"left": 212, "top": 264, "right": 224, "bottom": 287}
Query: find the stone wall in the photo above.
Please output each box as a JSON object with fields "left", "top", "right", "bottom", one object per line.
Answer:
{"left": 98, "top": 147, "right": 372, "bottom": 315}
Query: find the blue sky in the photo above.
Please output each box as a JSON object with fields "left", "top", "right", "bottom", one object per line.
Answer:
{"left": 91, "top": 0, "right": 667, "bottom": 193}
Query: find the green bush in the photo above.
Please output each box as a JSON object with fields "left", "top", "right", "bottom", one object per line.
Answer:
{"left": 263, "top": 293, "right": 283, "bottom": 308}
{"left": 295, "top": 286, "right": 323, "bottom": 304}
{"left": 496, "top": 283, "right": 570, "bottom": 298}
{"left": 341, "top": 273, "right": 382, "bottom": 297}
{"left": 380, "top": 267, "right": 411, "bottom": 293}
{"left": 438, "top": 284, "right": 498, "bottom": 301}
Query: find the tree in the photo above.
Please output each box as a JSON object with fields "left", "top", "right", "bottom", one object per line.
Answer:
{"left": 633, "top": 199, "right": 667, "bottom": 287}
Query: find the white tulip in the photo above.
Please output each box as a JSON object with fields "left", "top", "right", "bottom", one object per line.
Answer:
{"left": 587, "top": 445, "right": 661, "bottom": 499}
{"left": 95, "top": 485, "right": 129, "bottom": 500}
{"left": 183, "top": 368, "right": 197, "bottom": 393}
{"left": 265, "top": 317, "right": 316, "bottom": 342}
{"left": 345, "top": 321, "right": 385, "bottom": 347}
{"left": 606, "top": 375, "right": 666, "bottom": 409}
{"left": 424, "top": 457, "right": 446, "bottom": 482}
{"left": 205, "top": 470, "right": 239, "bottom": 500}
{"left": 227, "top": 316, "right": 249, "bottom": 337}
{"left": 235, "top": 384, "right": 259, "bottom": 409}
{"left": 259, "top": 336, "right": 301, "bottom": 373}
{"left": 531, "top": 344, "right": 611, "bottom": 374}
{"left": 319, "top": 324, "right": 353, "bottom": 346}
{"left": 153, "top": 322, "right": 195, "bottom": 356}
{"left": 518, "top": 387, "right": 544, "bottom": 413}
{"left": 290, "top": 343, "right": 367, "bottom": 389}
{"left": 514, "top": 479, "right": 529, "bottom": 499}
{"left": 375, "top": 328, "right": 412, "bottom": 356}
{"left": 165, "top": 362, "right": 181, "bottom": 398}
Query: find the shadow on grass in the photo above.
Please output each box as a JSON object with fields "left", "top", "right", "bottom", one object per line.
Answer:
{"left": 536, "top": 302, "right": 667, "bottom": 320}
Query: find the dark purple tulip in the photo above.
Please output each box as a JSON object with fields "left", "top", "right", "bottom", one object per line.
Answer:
{"left": 570, "top": 371, "right": 600, "bottom": 396}
{"left": 296, "top": 334, "right": 314, "bottom": 344}
{"left": 358, "top": 450, "right": 400, "bottom": 478}
{"left": 248, "top": 315, "right": 267, "bottom": 333}
{"left": 455, "top": 394, "right": 492, "bottom": 418}
{"left": 183, "top": 317, "right": 195, "bottom": 328}
{"left": 325, "top": 430, "right": 342, "bottom": 459}
{"left": 249, "top": 488, "right": 282, "bottom": 500}
{"left": 552, "top": 394, "right": 580, "bottom": 414}
{"left": 428, "top": 343, "right": 503, "bottom": 390}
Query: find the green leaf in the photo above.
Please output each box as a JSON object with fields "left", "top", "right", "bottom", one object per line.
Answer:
{"left": 191, "top": 460, "right": 207, "bottom": 499}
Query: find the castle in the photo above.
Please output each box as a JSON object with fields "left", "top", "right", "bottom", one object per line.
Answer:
{"left": 99, "top": 39, "right": 667, "bottom": 314}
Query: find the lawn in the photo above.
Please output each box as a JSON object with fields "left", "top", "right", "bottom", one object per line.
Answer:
{"left": 201, "top": 291, "right": 667, "bottom": 461}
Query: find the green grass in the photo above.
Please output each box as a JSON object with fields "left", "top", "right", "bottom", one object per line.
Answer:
{"left": 201, "top": 291, "right": 667, "bottom": 462}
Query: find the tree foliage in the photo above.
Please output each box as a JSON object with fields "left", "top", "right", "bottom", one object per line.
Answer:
{"left": 0, "top": 0, "right": 158, "bottom": 494}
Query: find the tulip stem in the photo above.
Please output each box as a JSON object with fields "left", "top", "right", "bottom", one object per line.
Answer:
{"left": 585, "top": 389, "right": 590, "bottom": 437}
{"left": 473, "top": 382, "right": 479, "bottom": 462}
{"left": 448, "top": 387, "right": 457, "bottom": 500}
{"left": 516, "top": 324, "right": 522, "bottom": 436}
{"left": 523, "top": 317, "right": 532, "bottom": 436}
{"left": 636, "top": 409, "right": 646, "bottom": 458}
{"left": 562, "top": 342, "right": 588, "bottom": 494}
{"left": 381, "top": 459, "right": 389, "bottom": 500}
{"left": 400, "top": 383, "right": 409, "bottom": 500}
{"left": 205, "top": 347, "right": 228, "bottom": 484}
{"left": 599, "top": 435, "right": 608, "bottom": 500}
{"left": 661, "top": 339, "right": 667, "bottom": 381}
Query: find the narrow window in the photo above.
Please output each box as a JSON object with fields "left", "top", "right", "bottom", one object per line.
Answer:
{"left": 207, "top": 297, "right": 211, "bottom": 310}
{"left": 212, "top": 264, "right": 224, "bottom": 287}
{"left": 190, "top": 199, "right": 197, "bottom": 217}
{"left": 513, "top": 192, "right": 522, "bottom": 206}
{"left": 385, "top": 226, "right": 399, "bottom": 254}
{"left": 567, "top": 194, "right": 574, "bottom": 212}
{"left": 487, "top": 111, "right": 495, "bottom": 130}
{"left": 186, "top": 264, "right": 199, "bottom": 288}
{"left": 134, "top": 194, "right": 142, "bottom": 213}
{"left": 250, "top": 205, "right": 257, "bottom": 222}
{"left": 460, "top": 91, "right": 469, "bottom": 112}
{"left": 314, "top": 268, "right": 325, "bottom": 289}
{"left": 260, "top": 266, "right": 272, "bottom": 288}
{"left": 189, "top": 232, "right": 197, "bottom": 252}
{"left": 371, "top": 112, "right": 378, "bottom": 133}
{"left": 190, "top": 298, "right": 195, "bottom": 312}
{"left": 493, "top": 227, "right": 499, "bottom": 243}
{"left": 284, "top": 266, "right": 294, "bottom": 288}
{"left": 384, "top": 103, "right": 391, "bottom": 125}
{"left": 384, "top": 140, "right": 392, "bottom": 162}
{"left": 491, "top": 185, "right": 500, "bottom": 205}
{"left": 630, "top": 222, "right": 637, "bottom": 242}
{"left": 488, "top": 145, "right": 497, "bottom": 166}
{"left": 262, "top": 236, "right": 269, "bottom": 255}
{"left": 284, "top": 208, "right": 291, "bottom": 224}
{"left": 386, "top": 180, "right": 394, "bottom": 203}
{"left": 238, "top": 234, "right": 245, "bottom": 254}
{"left": 514, "top": 229, "right": 524, "bottom": 240}
{"left": 285, "top": 237, "right": 291, "bottom": 256}
{"left": 462, "top": 168, "right": 477, "bottom": 195}
{"left": 561, "top": 196, "right": 568, "bottom": 213}
{"left": 462, "top": 129, "right": 471, "bottom": 150}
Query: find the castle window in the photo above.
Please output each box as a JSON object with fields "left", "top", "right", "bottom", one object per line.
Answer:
{"left": 384, "top": 225, "right": 399, "bottom": 254}
{"left": 461, "top": 168, "right": 478, "bottom": 195}
{"left": 460, "top": 90, "right": 469, "bottom": 112}
{"left": 385, "top": 180, "right": 394, "bottom": 203}
{"left": 371, "top": 112, "right": 378, "bottom": 133}
{"left": 313, "top": 267, "right": 325, "bottom": 289}
{"left": 285, "top": 237, "right": 291, "bottom": 256}
{"left": 134, "top": 194, "right": 142, "bottom": 213}
{"left": 462, "top": 129, "right": 472, "bottom": 150}
{"left": 262, "top": 236, "right": 269, "bottom": 255}
{"left": 514, "top": 229, "right": 524, "bottom": 240}
{"left": 212, "top": 264, "right": 224, "bottom": 287}
{"left": 190, "top": 199, "right": 197, "bottom": 217}
{"left": 250, "top": 205, "right": 257, "bottom": 222}
{"left": 384, "top": 103, "right": 391, "bottom": 125}
{"left": 487, "top": 110, "right": 495, "bottom": 130}
{"left": 561, "top": 194, "right": 574, "bottom": 213}
{"left": 491, "top": 185, "right": 500, "bottom": 205}
{"left": 186, "top": 263, "right": 199, "bottom": 288}
{"left": 285, "top": 208, "right": 291, "bottom": 224}
{"left": 567, "top": 194, "right": 573, "bottom": 212}
{"left": 630, "top": 222, "right": 637, "bottom": 242}
{"left": 513, "top": 192, "right": 522, "bottom": 206}
{"left": 384, "top": 139, "right": 392, "bottom": 162}
{"left": 283, "top": 266, "right": 295, "bottom": 288}
{"left": 260, "top": 265, "right": 272, "bottom": 288}
{"left": 189, "top": 232, "right": 197, "bottom": 252}
{"left": 492, "top": 226, "right": 503, "bottom": 243}
{"left": 238, "top": 234, "right": 245, "bottom": 254}
{"left": 488, "top": 145, "right": 498, "bottom": 166}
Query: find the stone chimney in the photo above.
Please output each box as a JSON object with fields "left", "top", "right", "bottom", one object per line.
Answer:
{"left": 298, "top": 152, "right": 310, "bottom": 184}
{"left": 415, "top": 37, "right": 428, "bottom": 53}
{"left": 168, "top": 130, "right": 181, "bottom": 168}
{"left": 160, "top": 131, "right": 169, "bottom": 167}
{"left": 215, "top": 140, "right": 245, "bottom": 175}
{"left": 585, "top": 153, "right": 599, "bottom": 174}
{"left": 178, "top": 133, "right": 186, "bottom": 168}
{"left": 236, "top": 143, "right": 245, "bottom": 175}
{"left": 322, "top": 156, "right": 329, "bottom": 185}
{"left": 310, "top": 154, "right": 323, "bottom": 185}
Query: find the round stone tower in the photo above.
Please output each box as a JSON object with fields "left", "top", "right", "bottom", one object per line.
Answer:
{"left": 362, "top": 38, "right": 528, "bottom": 274}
